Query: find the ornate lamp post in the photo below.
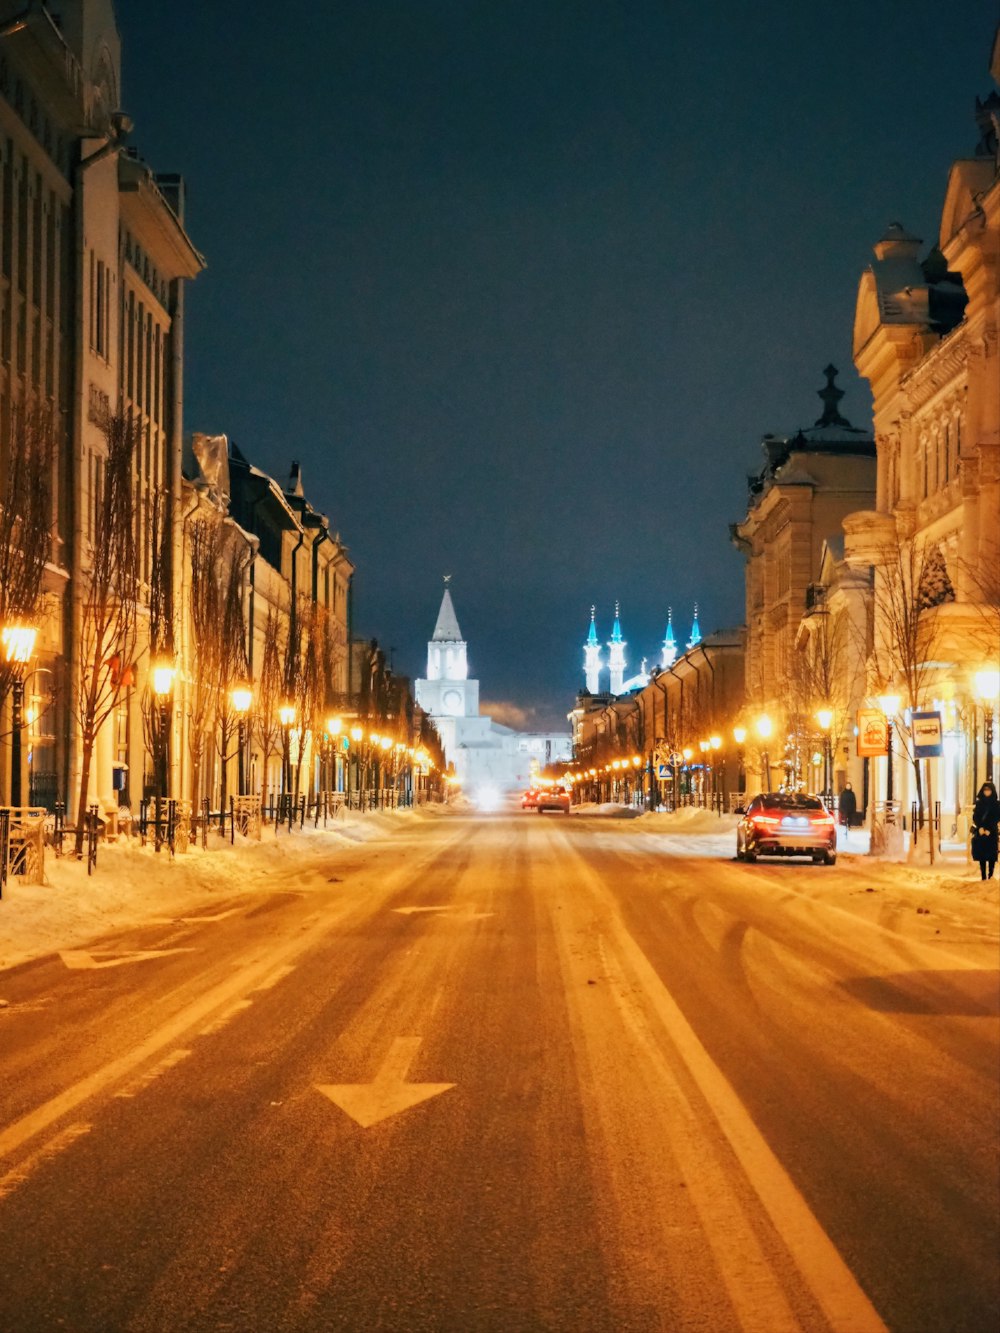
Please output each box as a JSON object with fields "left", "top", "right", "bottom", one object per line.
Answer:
{"left": 755, "top": 714, "right": 772, "bottom": 791}
{"left": 278, "top": 702, "right": 296, "bottom": 799}
{"left": 733, "top": 725, "right": 747, "bottom": 796}
{"left": 151, "top": 657, "right": 176, "bottom": 799}
{"left": 878, "top": 693, "right": 901, "bottom": 817}
{"left": 816, "top": 708, "right": 834, "bottom": 803}
{"left": 699, "top": 739, "right": 710, "bottom": 807}
{"left": 326, "top": 715, "right": 343, "bottom": 793}
{"left": 2, "top": 623, "right": 37, "bottom": 807}
{"left": 975, "top": 670, "right": 999, "bottom": 783}
{"left": 231, "top": 683, "right": 253, "bottom": 796}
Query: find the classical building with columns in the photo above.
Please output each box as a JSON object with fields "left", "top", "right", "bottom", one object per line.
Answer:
{"left": 846, "top": 27, "right": 1000, "bottom": 830}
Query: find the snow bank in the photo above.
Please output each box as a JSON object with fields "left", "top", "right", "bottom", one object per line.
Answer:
{"left": 0, "top": 804, "right": 444, "bottom": 972}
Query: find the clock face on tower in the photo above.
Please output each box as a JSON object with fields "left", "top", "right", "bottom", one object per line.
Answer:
{"left": 442, "top": 688, "right": 464, "bottom": 716}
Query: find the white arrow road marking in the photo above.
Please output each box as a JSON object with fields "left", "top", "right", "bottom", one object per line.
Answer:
{"left": 59, "top": 948, "right": 196, "bottom": 970}
{"left": 315, "top": 1037, "right": 456, "bottom": 1128}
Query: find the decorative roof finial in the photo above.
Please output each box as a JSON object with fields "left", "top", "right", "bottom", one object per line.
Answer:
{"left": 815, "top": 364, "right": 851, "bottom": 429}
{"left": 686, "top": 602, "right": 702, "bottom": 651}
{"left": 443, "top": 573, "right": 451, "bottom": 586}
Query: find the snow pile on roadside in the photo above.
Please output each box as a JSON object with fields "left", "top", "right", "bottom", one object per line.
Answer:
{"left": 574, "top": 802, "right": 644, "bottom": 818}
{"left": 0, "top": 804, "right": 440, "bottom": 972}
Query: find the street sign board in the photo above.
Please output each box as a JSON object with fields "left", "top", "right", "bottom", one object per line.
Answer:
{"left": 656, "top": 763, "right": 671, "bottom": 781}
{"left": 857, "top": 708, "right": 888, "bottom": 757}
{"left": 912, "top": 710, "right": 943, "bottom": 758}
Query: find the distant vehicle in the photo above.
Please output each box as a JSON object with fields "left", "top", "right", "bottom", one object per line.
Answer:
{"left": 537, "top": 785, "right": 571, "bottom": 814}
{"left": 521, "top": 788, "right": 541, "bottom": 810}
{"left": 735, "top": 792, "right": 836, "bottom": 864}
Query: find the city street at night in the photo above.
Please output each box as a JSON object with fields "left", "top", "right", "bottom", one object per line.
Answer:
{"left": 1, "top": 806, "right": 997, "bottom": 1333}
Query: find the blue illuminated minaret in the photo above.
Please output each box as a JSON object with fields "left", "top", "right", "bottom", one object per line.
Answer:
{"left": 686, "top": 603, "right": 702, "bottom": 652}
{"left": 661, "top": 607, "right": 677, "bottom": 669}
{"left": 583, "top": 606, "right": 602, "bottom": 694}
{"left": 608, "top": 602, "right": 626, "bottom": 695}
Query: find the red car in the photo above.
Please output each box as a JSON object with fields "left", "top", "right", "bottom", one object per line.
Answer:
{"left": 537, "top": 785, "right": 571, "bottom": 814}
{"left": 521, "top": 788, "right": 540, "bottom": 810}
{"left": 736, "top": 792, "right": 837, "bottom": 864}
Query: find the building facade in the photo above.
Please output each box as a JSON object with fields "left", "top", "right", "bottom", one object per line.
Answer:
{"left": 731, "top": 368, "right": 877, "bottom": 794}
{"left": 846, "top": 33, "right": 1000, "bottom": 833}
{"left": 0, "top": 0, "right": 204, "bottom": 822}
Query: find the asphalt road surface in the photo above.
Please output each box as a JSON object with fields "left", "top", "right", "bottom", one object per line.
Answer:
{"left": 1, "top": 807, "right": 997, "bottom": 1333}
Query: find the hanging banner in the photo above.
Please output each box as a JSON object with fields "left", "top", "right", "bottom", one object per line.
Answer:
{"left": 911, "top": 710, "right": 943, "bottom": 758}
{"left": 857, "top": 708, "right": 888, "bottom": 757}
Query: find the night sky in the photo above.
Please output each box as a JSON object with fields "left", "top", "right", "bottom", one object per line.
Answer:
{"left": 117, "top": 2, "right": 997, "bottom": 730}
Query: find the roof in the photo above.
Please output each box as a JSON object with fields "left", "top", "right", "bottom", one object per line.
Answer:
{"left": 432, "top": 588, "right": 464, "bottom": 642}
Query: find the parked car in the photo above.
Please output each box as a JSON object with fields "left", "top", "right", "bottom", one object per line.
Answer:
{"left": 735, "top": 792, "right": 837, "bottom": 864}
{"left": 537, "top": 785, "right": 571, "bottom": 814}
{"left": 521, "top": 788, "right": 541, "bottom": 810}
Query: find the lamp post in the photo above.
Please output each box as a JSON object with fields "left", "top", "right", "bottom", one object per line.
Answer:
{"left": 755, "top": 714, "right": 772, "bottom": 791}
{"left": 231, "top": 683, "right": 253, "bottom": 796}
{"left": 278, "top": 703, "right": 296, "bottom": 802}
{"left": 733, "top": 725, "right": 747, "bottom": 797}
{"left": 151, "top": 658, "right": 175, "bottom": 799}
{"left": 975, "top": 670, "right": 999, "bottom": 783}
{"left": 2, "top": 623, "right": 37, "bottom": 807}
{"left": 699, "top": 739, "right": 710, "bottom": 807}
{"left": 816, "top": 708, "right": 833, "bottom": 803}
{"left": 878, "top": 693, "right": 901, "bottom": 817}
{"left": 326, "top": 715, "right": 343, "bottom": 794}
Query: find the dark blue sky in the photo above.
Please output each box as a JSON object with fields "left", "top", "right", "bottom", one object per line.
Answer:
{"left": 117, "top": 1, "right": 997, "bottom": 729}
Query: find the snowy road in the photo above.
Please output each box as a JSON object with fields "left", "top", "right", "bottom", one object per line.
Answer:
{"left": 0, "top": 807, "right": 997, "bottom": 1332}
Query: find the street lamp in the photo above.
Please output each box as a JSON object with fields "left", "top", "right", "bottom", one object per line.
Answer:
{"left": 278, "top": 702, "right": 296, "bottom": 798}
{"left": 816, "top": 707, "right": 834, "bottom": 803}
{"left": 975, "top": 669, "right": 999, "bottom": 782}
{"left": 231, "top": 683, "right": 253, "bottom": 796}
{"left": 150, "top": 657, "right": 175, "bottom": 799}
{"left": 732, "top": 725, "right": 747, "bottom": 796}
{"left": 2, "top": 622, "right": 37, "bottom": 806}
{"left": 878, "top": 693, "right": 901, "bottom": 815}
{"left": 755, "top": 714, "right": 772, "bottom": 791}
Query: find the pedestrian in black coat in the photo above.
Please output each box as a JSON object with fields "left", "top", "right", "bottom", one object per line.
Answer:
{"left": 971, "top": 781, "right": 1000, "bottom": 880}
{"left": 837, "top": 782, "right": 857, "bottom": 827}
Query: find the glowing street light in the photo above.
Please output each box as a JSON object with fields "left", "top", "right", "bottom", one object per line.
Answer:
{"left": 231, "top": 683, "right": 253, "bottom": 796}
{"left": 2, "top": 622, "right": 37, "bottom": 806}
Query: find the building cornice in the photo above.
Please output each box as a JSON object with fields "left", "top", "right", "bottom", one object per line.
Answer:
{"left": 118, "top": 156, "right": 205, "bottom": 280}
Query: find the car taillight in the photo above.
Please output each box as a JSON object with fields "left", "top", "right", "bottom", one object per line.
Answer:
{"left": 810, "top": 813, "right": 835, "bottom": 826}
{"left": 752, "top": 814, "right": 780, "bottom": 826}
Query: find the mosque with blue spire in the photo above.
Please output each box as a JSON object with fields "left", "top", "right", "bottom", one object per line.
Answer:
{"left": 582, "top": 603, "right": 702, "bottom": 697}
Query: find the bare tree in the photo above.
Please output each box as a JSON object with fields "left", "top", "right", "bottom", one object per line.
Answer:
{"left": 74, "top": 410, "right": 139, "bottom": 854}
{"left": 0, "top": 402, "right": 55, "bottom": 718}
{"left": 213, "top": 538, "right": 250, "bottom": 811}
{"left": 252, "top": 606, "right": 283, "bottom": 799}
{"left": 186, "top": 516, "right": 228, "bottom": 804}
{"left": 869, "top": 536, "right": 949, "bottom": 821}
{"left": 140, "top": 489, "right": 173, "bottom": 802}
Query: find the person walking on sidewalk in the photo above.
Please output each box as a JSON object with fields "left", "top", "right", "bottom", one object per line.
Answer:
{"left": 970, "top": 781, "right": 1000, "bottom": 880}
{"left": 837, "top": 782, "right": 857, "bottom": 828}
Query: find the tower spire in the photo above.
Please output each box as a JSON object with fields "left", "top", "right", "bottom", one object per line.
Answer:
{"left": 686, "top": 603, "right": 702, "bottom": 652}
{"left": 583, "top": 606, "right": 602, "bottom": 693}
{"left": 608, "top": 602, "right": 626, "bottom": 694}
{"left": 661, "top": 607, "right": 677, "bottom": 668}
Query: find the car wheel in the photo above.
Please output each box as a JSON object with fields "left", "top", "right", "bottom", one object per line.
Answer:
{"left": 743, "top": 846, "right": 756, "bottom": 864}
{"left": 823, "top": 850, "right": 837, "bottom": 866}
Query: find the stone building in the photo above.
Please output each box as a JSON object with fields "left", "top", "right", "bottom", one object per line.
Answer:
{"left": 846, "top": 27, "right": 1000, "bottom": 829}
{"left": 731, "top": 368, "right": 877, "bottom": 791}
{"left": 0, "top": 0, "right": 203, "bottom": 818}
